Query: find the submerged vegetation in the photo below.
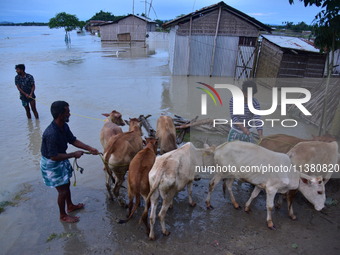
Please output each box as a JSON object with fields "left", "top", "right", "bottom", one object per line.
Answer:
{"left": 0, "top": 184, "right": 32, "bottom": 214}
{"left": 46, "top": 232, "right": 76, "bottom": 242}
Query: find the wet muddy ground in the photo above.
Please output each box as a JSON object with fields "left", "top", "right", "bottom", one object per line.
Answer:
{"left": 2, "top": 177, "right": 339, "bottom": 255}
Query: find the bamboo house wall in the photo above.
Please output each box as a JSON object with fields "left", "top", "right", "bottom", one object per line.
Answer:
{"left": 165, "top": 2, "right": 270, "bottom": 77}
{"left": 100, "top": 15, "right": 152, "bottom": 42}
{"left": 256, "top": 37, "right": 326, "bottom": 88}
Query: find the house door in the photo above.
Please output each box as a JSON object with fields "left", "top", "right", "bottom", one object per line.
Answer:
{"left": 234, "top": 37, "right": 258, "bottom": 80}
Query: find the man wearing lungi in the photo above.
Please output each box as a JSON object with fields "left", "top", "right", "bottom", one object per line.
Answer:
{"left": 40, "top": 101, "right": 99, "bottom": 223}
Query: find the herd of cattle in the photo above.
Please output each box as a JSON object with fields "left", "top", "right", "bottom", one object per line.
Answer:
{"left": 99, "top": 110, "right": 339, "bottom": 240}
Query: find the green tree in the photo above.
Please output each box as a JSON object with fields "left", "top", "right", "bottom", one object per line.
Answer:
{"left": 78, "top": 21, "right": 86, "bottom": 31}
{"left": 49, "top": 12, "right": 81, "bottom": 43}
{"left": 88, "top": 10, "right": 116, "bottom": 21}
{"left": 289, "top": 0, "right": 339, "bottom": 70}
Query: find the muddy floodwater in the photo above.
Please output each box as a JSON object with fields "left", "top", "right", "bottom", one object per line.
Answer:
{"left": 0, "top": 26, "right": 339, "bottom": 254}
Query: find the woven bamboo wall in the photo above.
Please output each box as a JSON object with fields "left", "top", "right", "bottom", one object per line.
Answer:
{"left": 177, "top": 9, "right": 259, "bottom": 37}
{"left": 255, "top": 39, "right": 283, "bottom": 87}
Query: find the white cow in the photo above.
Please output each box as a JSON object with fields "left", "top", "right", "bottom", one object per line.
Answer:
{"left": 146, "top": 142, "right": 215, "bottom": 240}
{"left": 287, "top": 141, "right": 339, "bottom": 184}
{"left": 206, "top": 141, "right": 326, "bottom": 229}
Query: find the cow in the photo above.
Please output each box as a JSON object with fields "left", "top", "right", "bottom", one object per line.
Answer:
{"left": 259, "top": 134, "right": 337, "bottom": 208}
{"left": 103, "top": 118, "right": 143, "bottom": 205}
{"left": 206, "top": 141, "right": 326, "bottom": 230}
{"left": 118, "top": 137, "right": 158, "bottom": 232}
{"left": 100, "top": 110, "right": 125, "bottom": 150}
{"left": 146, "top": 142, "right": 215, "bottom": 240}
{"left": 156, "top": 116, "right": 177, "bottom": 155}
{"left": 259, "top": 133, "right": 336, "bottom": 154}
{"left": 284, "top": 141, "right": 339, "bottom": 219}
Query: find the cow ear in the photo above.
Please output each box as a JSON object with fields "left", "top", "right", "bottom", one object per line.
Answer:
{"left": 102, "top": 113, "right": 109, "bottom": 117}
{"left": 301, "top": 177, "right": 309, "bottom": 184}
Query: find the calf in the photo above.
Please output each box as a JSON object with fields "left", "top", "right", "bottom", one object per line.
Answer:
{"left": 100, "top": 110, "right": 125, "bottom": 150}
{"left": 156, "top": 116, "right": 177, "bottom": 154}
{"left": 103, "top": 118, "right": 143, "bottom": 205}
{"left": 146, "top": 142, "right": 215, "bottom": 240}
{"left": 206, "top": 141, "right": 325, "bottom": 229}
{"left": 118, "top": 137, "right": 158, "bottom": 232}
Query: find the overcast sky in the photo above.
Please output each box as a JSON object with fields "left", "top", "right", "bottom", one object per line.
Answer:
{"left": 0, "top": 0, "right": 322, "bottom": 25}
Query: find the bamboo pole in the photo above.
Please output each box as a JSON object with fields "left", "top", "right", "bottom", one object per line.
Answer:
{"left": 187, "top": 16, "right": 193, "bottom": 76}
{"left": 209, "top": 6, "right": 222, "bottom": 77}
{"left": 318, "top": 30, "right": 335, "bottom": 135}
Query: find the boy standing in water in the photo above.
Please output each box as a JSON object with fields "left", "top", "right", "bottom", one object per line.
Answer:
{"left": 40, "top": 101, "right": 99, "bottom": 223}
{"left": 14, "top": 64, "right": 39, "bottom": 119}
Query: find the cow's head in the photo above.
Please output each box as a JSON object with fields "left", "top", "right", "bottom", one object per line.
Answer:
{"left": 298, "top": 173, "right": 325, "bottom": 211}
{"left": 102, "top": 110, "right": 125, "bottom": 126}
{"left": 129, "top": 118, "right": 143, "bottom": 134}
{"left": 145, "top": 137, "right": 158, "bottom": 153}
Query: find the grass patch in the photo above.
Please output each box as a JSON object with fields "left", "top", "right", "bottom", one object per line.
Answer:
{"left": 0, "top": 184, "right": 33, "bottom": 214}
{"left": 46, "top": 232, "right": 76, "bottom": 242}
{"left": 0, "top": 201, "right": 15, "bottom": 213}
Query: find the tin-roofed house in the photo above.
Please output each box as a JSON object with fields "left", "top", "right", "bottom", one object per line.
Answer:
{"left": 100, "top": 14, "right": 156, "bottom": 42}
{"left": 255, "top": 34, "right": 326, "bottom": 87}
{"left": 163, "top": 1, "right": 271, "bottom": 77}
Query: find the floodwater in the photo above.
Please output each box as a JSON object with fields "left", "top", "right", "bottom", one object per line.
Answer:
{"left": 0, "top": 26, "right": 338, "bottom": 255}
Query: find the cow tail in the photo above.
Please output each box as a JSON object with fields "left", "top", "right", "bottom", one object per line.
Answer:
{"left": 145, "top": 169, "right": 164, "bottom": 205}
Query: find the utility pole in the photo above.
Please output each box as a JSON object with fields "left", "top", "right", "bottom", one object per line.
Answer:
{"left": 132, "top": 0, "right": 135, "bottom": 15}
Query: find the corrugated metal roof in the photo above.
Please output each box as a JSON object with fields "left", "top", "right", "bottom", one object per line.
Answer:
{"left": 100, "top": 14, "right": 156, "bottom": 26}
{"left": 262, "top": 34, "right": 320, "bottom": 53}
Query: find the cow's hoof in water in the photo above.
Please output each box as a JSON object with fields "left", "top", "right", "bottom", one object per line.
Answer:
{"left": 162, "top": 230, "right": 170, "bottom": 236}
{"left": 206, "top": 205, "right": 214, "bottom": 210}
{"left": 190, "top": 202, "right": 196, "bottom": 207}
{"left": 290, "top": 215, "right": 297, "bottom": 220}
{"left": 267, "top": 222, "right": 276, "bottom": 230}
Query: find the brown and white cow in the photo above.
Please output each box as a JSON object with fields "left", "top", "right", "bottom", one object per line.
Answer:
{"left": 100, "top": 110, "right": 125, "bottom": 150}
{"left": 206, "top": 141, "right": 326, "bottom": 230}
{"left": 156, "top": 116, "right": 177, "bottom": 155}
{"left": 146, "top": 142, "right": 215, "bottom": 240}
{"left": 103, "top": 118, "right": 143, "bottom": 205}
{"left": 118, "top": 137, "right": 158, "bottom": 232}
{"left": 259, "top": 133, "right": 336, "bottom": 154}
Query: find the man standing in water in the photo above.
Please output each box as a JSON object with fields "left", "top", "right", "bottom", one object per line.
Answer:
{"left": 40, "top": 101, "right": 99, "bottom": 223}
{"left": 14, "top": 64, "right": 39, "bottom": 119}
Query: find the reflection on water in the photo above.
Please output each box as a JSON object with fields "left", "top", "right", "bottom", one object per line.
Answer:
{"left": 62, "top": 223, "right": 89, "bottom": 255}
{"left": 26, "top": 120, "right": 42, "bottom": 166}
